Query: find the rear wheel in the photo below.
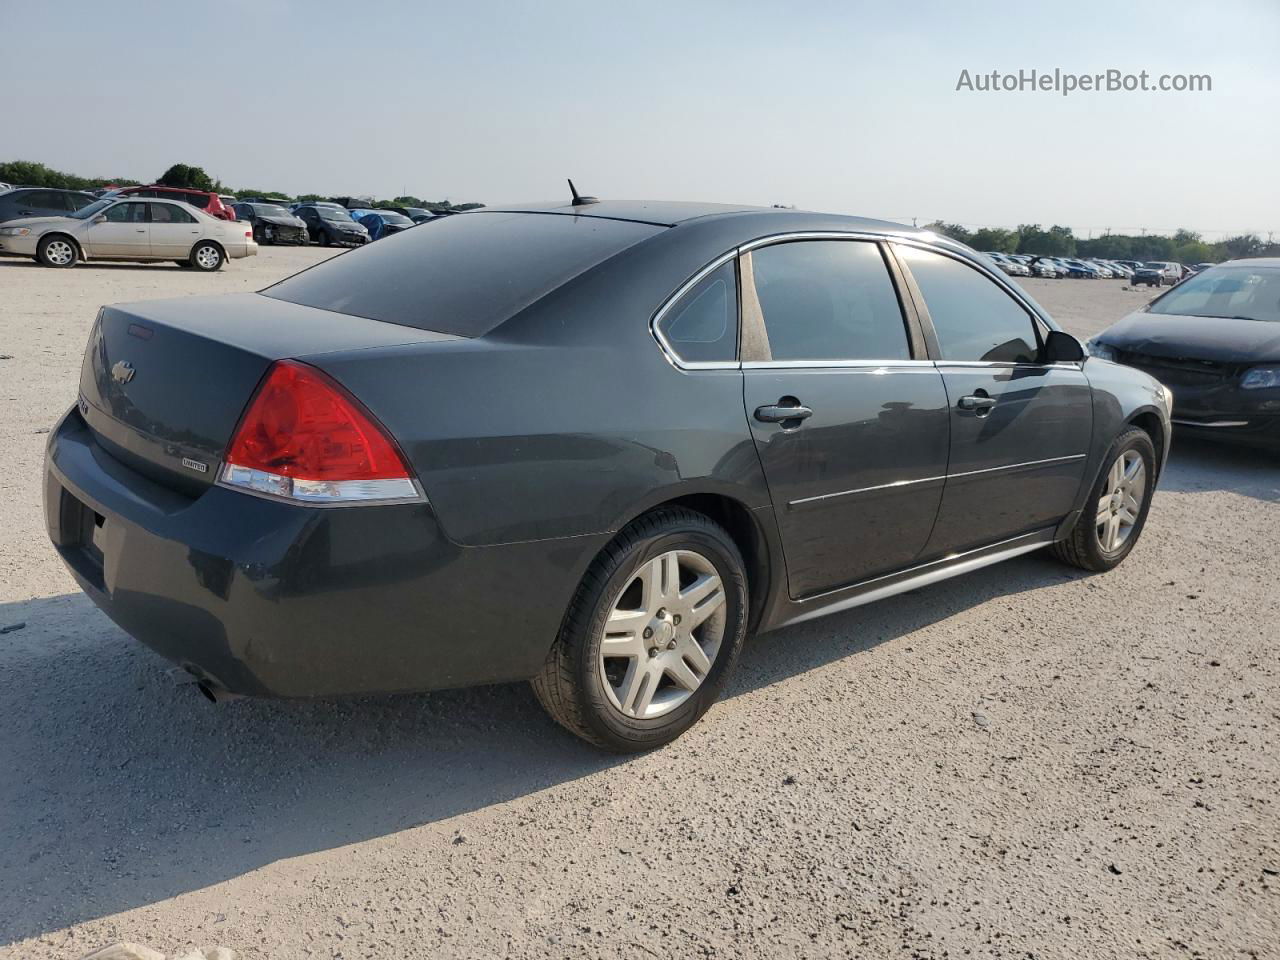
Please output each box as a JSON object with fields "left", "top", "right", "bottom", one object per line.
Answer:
{"left": 1052, "top": 427, "right": 1156, "bottom": 572}
{"left": 532, "top": 507, "right": 748, "bottom": 752}
{"left": 37, "top": 235, "right": 78, "bottom": 268}
{"left": 189, "top": 241, "right": 224, "bottom": 272}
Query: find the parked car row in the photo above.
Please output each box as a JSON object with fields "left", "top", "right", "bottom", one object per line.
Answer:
{"left": 983, "top": 251, "right": 1204, "bottom": 286}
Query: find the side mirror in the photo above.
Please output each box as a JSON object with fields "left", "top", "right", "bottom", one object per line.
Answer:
{"left": 92, "top": 215, "right": 107, "bottom": 224}
{"left": 1043, "top": 330, "right": 1084, "bottom": 363}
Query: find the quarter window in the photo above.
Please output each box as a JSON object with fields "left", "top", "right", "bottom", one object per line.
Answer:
{"left": 750, "top": 240, "right": 910, "bottom": 361}
{"left": 897, "top": 246, "right": 1040, "bottom": 363}
{"left": 657, "top": 260, "right": 738, "bottom": 363}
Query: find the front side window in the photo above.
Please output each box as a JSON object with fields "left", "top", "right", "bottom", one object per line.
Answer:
{"left": 103, "top": 202, "right": 147, "bottom": 223}
{"left": 656, "top": 260, "right": 738, "bottom": 363}
{"left": 750, "top": 240, "right": 910, "bottom": 361}
{"left": 896, "top": 246, "right": 1040, "bottom": 363}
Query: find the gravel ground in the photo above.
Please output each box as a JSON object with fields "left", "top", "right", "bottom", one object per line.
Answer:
{"left": 1, "top": 252, "right": 1277, "bottom": 960}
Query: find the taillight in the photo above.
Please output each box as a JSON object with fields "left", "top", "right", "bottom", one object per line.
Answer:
{"left": 218, "top": 360, "right": 422, "bottom": 505}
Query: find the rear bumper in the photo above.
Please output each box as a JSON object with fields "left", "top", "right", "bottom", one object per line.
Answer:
{"left": 44, "top": 408, "right": 592, "bottom": 698}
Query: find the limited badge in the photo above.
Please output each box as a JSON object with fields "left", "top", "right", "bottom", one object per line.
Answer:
{"left": 181, "top": 457, "right": 208, "bottom": 474}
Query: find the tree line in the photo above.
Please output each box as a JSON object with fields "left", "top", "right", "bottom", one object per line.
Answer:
{"left": 0, "top": 160, "right": 484, "bottom": 214}
{"left": 924, "top": 221, "right": 1278, "bottom": 265}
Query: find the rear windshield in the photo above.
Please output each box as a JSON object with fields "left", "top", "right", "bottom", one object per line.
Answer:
{"left": 264, "top": 211, "right": 664, "bottom": 337}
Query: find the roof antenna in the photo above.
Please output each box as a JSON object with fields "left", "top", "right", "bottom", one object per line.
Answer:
{"left": 567, "top": 178, "right": 599, "bottom": 206}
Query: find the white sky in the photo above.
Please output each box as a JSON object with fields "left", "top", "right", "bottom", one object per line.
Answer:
{"left": 8, "top": 0, "right": 1278, "bottom": 239}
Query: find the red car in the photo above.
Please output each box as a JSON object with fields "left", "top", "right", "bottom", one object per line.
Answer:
{"left": 105, "top": 185, "right": 236, "bottom": 221}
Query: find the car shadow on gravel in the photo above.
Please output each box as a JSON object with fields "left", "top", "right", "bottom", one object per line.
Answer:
{"left": 0, "top": 259, "right": 192, "bottom": 272}
{"left": 0, "top": 549, "right": 1083, "bottom": 945}
{"left": 1157, "top": 436, "right": 1280, "bottom": 503}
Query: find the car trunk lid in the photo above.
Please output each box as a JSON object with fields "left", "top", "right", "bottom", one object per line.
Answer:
{"left": 78, "top": 292, "right": 458, "bottom": 496}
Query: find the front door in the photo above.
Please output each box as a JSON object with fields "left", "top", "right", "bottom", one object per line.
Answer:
{"left": 893, "top": 244, "right": 1093, "bottom": 554}
{"left": 740, "top": 239, "right": 951, "bottom": 599}
{"left": 83, "top": 201, "right": 150, "bottom": 257}
{"left": 146, "top": 201, "right": 203, "bottom": 257}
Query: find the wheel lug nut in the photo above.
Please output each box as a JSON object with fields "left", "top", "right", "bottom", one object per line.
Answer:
{"left": 643, "top": 627, "right": 653, "bottom": 639}
{"left": 673, "top": 614, "right": 681, "bottom": 625}
{"left": 667, "top": 640, "right": 676, "bottom": 650}
{"left": 648, "top": 647, "right": 659, "bottom": 658}
{"left": 657, "top": 608, "right": 667, "bottom": 619}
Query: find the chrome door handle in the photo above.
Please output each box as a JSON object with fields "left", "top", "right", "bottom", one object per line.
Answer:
{"left": 754, "top": 399, "right": 813, "bottom": 424}
{"left": 958, "top": 395, "right": 996, "bottom": 412}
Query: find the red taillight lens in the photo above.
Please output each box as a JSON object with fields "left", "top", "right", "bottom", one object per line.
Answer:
{"left": 219, "top": 360, "right": 420, "bottom": 504}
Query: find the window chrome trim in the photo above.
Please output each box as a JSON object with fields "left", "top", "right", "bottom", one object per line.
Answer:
{"left": 741, "top": 359, "right": 937, "bottom": 370}
{"left": 786, "top": 453, "right": 1087, "bottom": 509}
{"left": 649, "top": 250, "right": 742, "bottom": 372}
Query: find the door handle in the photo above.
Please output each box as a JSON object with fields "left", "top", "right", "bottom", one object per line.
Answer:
{"left": 958, "top": 394, "right": 996, "bottom": 413}
{"left": 136, "top": 229, "right": 146, "bottom": 233}
{"left": 754, "top": 399, "right": 813, "bottom": 424}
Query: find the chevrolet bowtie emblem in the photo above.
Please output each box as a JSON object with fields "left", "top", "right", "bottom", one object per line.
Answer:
{"left": 111, "top": 361, "right": 136, "bottom": 385}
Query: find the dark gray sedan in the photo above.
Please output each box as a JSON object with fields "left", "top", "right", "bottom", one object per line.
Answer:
{"left": 44, "top": 200, "right": 1172, "bottom": 750}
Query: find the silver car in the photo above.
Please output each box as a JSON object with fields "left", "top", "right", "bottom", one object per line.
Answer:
{"left": 0, "top": 197, "right": 257, "bottom": 271}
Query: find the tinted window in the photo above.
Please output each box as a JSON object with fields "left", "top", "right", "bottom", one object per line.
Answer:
{"left": 265, "top": 211, "right": 664, "bottom": 337}
{"left": 149, "top": 203, "right": 196, "bottom": 224}
{"left": 897, "top": 246, "right": 1039, "bottom": 363}
{"left": 14, "top": 190, "right": 66, "bottom": 211}
{"left": 104, "top": 202, "right": 148, "bottom": 223}
{"left": 657, "top": 261, "right": 738, "bottom": 363}
{"left": 751, "top": 240, "right": 909, "bottom": 361}
{"left": 69, "top": 193, "right": 97, "bottom": 210}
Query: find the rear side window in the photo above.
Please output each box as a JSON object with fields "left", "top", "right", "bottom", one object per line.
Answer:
{"left": 656, "top": 261, "right": 738, "bottom": 363}
{"left": 897, "top": 246, "right": 1040, "bottom": 364}
{"left": 16, "top": 190, "right": 68, "bottom": 210}
{"left": 265, "top": 212, "right": 664, "bottom": 337}
{"left": 149, "top": 203, "right": 196, "bottom": 224}
{"left": 750, "top": 240, "right": 910, "bottom": 361}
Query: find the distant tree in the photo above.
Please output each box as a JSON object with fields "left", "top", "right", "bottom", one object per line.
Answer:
{"left": 924, "top": 221, "right": 972, "bottom": 244}
{"left": 234, "top": 189, "right": 290, "bottom": 201}
{"left": 1016, "top": 224, "right": 1075, "bottom": 257}
{"left": 295, "top": 193, "right": 325, "bottom": 203}
{"left": 1219, "top": 233, "right": 1263, "bottom": 259}
{"left": 969, "top": 227, "right": 1018, "bottom": 253}
{"left": 0, "top": 160, "right": 137, "bottom": 191}
{"left": 158, "top": 163, "right": 216, "bottom": 192}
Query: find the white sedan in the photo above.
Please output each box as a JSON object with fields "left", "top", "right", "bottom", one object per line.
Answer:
{"left": 0, "top": 197, "right": 257, "bottom": 270}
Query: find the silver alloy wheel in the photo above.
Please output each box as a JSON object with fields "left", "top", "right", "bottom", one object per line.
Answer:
{"left": 45, "top": 239, "right": 74, "bottom": 265}
{"left": 1096, "top": 449, "right": 1146, "bottom": 552}
{"left": 598, "top": 550, "right": 727, "bottom": 720}
{"left": 194, "top": 244, "right": 220, "bottom": 269}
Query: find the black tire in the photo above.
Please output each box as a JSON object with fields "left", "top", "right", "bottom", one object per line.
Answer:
{"left": 37, "top": 234, "right": 78, "bottom": 268}
{"left": 318, "top": 229, "right": 332, "bottom": 248}
{"left": 532, "top": 507, "right": 749, "bottom": 752}
{"left": 189, "top": 241, "right": 224, "bottom": 272}
{"left": 1052, "top": 426, "right": 1156, "bottom": 572}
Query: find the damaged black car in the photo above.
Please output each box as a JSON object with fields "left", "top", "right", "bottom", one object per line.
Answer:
{"left": 1088, "top": 258, "right": 1280, "bottom": 449}
{"left": 232, "top": 203, "right": 309, "bottom": 245}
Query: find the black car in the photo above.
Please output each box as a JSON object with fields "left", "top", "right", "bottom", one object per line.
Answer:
{"left": 44, "top": 200, "right": 1171, "bottom": 751}
{"left": 0, "top": 187, "right": 99, "bottom": 223}
{"left": 233, "top": 202, "right": 309, "bottom": 245}
{"left": 1089, "top": 258, "right": 1280, "bottom": 449}
{"left": 390, "top": 206, "right": 438, "bottom": 223}
{"left": 293, "top": 204, "right": 369, "bottom": 246}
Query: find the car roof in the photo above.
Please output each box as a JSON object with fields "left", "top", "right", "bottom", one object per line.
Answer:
{"left": 1220, "top": 257, "right": 1280, "bottom": 268}
{"left": 477, "top": 199, "right": 920, "bottom": 236}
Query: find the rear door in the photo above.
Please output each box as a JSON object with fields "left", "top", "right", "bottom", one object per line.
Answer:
{"left": 147, "top": 202, "right": 202, "bottom": 257}
{"left": 892, "top": 243, "right": 1092, "bottom": 554}
{"left": 739, "top": 238, "right": 951, "bottom": 598}
{"left": 83, "top": 201, "right": 150, "bottom": 257}
{"left": 8, "top": 189, "right": 72, "bottom": 218}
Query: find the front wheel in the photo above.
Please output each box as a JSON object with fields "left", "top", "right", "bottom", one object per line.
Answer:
{"left": 1052, "top": 427, "right": 1156, "bottom": 572}
{"left": 189, "top": 241, "right": 224, "bottom": 272}
{"left": 532, "top": 507, "right": 748, "bottom": 752}
{"left": 37, "top": 235, "right": 78, "bottom": 268}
